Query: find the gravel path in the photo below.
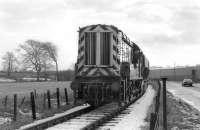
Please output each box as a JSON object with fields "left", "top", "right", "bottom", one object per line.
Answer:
{"left": 100, "top": 86, "right": 155, "bottom": 130}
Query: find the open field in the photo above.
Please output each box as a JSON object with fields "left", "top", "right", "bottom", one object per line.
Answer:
{"left": 0, "top": 81, "right": 76, "bottom": 130}
{"left": 0, "top": 81, "right": 72, "bottom": 98}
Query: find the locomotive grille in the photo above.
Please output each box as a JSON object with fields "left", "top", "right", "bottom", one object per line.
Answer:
{"left": 85, "top": 32, "right": 97, "bottom": 65}
{"left": 100, "top": 32, "right": 111, "bottom": 65}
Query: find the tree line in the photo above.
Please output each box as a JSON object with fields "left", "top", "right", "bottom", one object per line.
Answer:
{"left": 1, "top": 39, "right": 70, "bottom": 81}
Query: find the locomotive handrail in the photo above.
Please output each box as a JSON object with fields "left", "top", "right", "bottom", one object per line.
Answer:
{"left": 119, "top": 30, "right": 141, "bottom": 51}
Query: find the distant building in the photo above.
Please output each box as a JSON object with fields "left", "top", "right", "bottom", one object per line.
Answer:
{"left": 149, "top": 66, "right": 200, "bottom": 82}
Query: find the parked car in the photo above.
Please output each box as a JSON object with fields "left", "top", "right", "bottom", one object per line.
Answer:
{"left": 182, "top": 79, "right": 193, "bottom": 87}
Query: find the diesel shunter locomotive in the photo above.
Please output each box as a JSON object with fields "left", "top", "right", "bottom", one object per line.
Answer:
{"left": 71, "top": 24, "right": 149, "bottom": 106}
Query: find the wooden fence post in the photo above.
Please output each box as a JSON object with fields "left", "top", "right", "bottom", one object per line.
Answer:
{"left": 20, "top": 96, "right": 26, "bottom": 107}
{"left": 56, "top": 88, "right": 60, "bottom": 108}
{"left": 4, "top": 95, "right": 8, "bottom": 108}
{"left": 73, "top": 89, "right": 77, "bottom": 105}
{"left": 150, "top": 113, "right": 157, "bottom": 130}
{"left": 34, "top": 89, "right": 37, "bottom": 98}
{"left": 155, "top": 95, "right": 158, "bottom": 113}
{"left": 43, "top": 93, "right": 46, "bottom": 108}
{"left": 13, "top": 94, "right": 17, "bottom": 121}
{"left": 64, "top": 88, "right": 69, "bottom": 105}
{"left": 161, "top": 77, "right": 167, "bottom": 130}
{"left": 30, "top": 92, "right": 36, "bottom": 120}
{"left": 47, "top": 90, "right": 51, "bottom": 109}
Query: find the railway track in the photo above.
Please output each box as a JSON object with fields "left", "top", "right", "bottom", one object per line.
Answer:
{"left": 46, "top": 90, "right": 145, "bottom": 130}
{"left": 19, "top": 105, "right": 92, "bottom": 130}
{"left": 96, "top": 105, "right": 135, "bottom": 130}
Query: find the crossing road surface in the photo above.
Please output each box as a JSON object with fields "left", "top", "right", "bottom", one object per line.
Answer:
{"left": 167, "top": 81, "right": 200, "bottom": 111}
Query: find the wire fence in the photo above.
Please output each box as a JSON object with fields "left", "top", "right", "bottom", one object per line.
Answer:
{"left": 0, "top": 87, "right": 74, "bottom": 121}
{"left": 148, "top": 79, "right": 162, "bottom": 130}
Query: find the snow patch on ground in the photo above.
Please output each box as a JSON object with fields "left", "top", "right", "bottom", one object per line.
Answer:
{"left": 0, "top": 117, "right": 12, "bottom": 125}
{"left": 111, "top": 86, "right": 155, "bottom": 130}
{"left": 22, "top": 77, "right": 51, "bottom": 81}
{"left": 19, "top": 109, "right": 41, "bottom": 118}
{"left": 167, "top": 89, "right": 196, "bottom": 107}
{"left": 0, "top": 77, "right": 15, "bottom": 82}
{"left": 168, "top": 89, "right": 176, "bottom": 95}
{"left": 179, "top": 97, "right": 196, "bottom": 107}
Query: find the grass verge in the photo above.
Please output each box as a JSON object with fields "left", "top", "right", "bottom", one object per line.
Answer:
{"left": 142, "top": 89, "right": 200, "bottom": 129}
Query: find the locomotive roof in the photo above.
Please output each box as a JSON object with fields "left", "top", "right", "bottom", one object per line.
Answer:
{"left": 79, "top": 24, "right": 144, "bottom": 57}
{"left": 79, "top": 24, "right": 119, "bottom": 33}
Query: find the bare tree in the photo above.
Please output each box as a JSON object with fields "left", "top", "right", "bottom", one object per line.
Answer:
{"left": 1, "top": 51, "right": 17, "bottom": 76}
{"left": 42, "top": 42, "right": 59, "bottom": 81}
{"left": 20, "top": 40, "right": 50, "bottom": 81}
{"left": 41, "top": 52, "right": 55, "bottom": 81}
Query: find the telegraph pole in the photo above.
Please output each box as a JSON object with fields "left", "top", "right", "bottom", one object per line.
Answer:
{"left": 173, "top": 62, "right": 176, "bottom": 81}
{"left": 161, "top": 77, "right": 167, "bottom": 130}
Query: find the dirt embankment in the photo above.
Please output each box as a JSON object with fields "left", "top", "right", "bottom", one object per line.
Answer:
{"left": 142, "top": 90, "right": 200, "bottom": 130}
{"left": 167, "top": 92, "right": 200, "bottom": 129}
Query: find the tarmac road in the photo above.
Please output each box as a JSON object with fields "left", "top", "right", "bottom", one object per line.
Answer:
{"left": 167, "top": 81, "right": 200, "bottom": 111}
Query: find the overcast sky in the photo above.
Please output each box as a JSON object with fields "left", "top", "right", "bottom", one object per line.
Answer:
{"left": 0, "top": 0, "right": 200, "bottom": 70}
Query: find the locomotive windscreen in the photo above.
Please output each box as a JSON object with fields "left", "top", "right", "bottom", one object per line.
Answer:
{"left": 85, "top": 32, "right": 96, "bottom": 65}
{"left": 100, "top": 32, "right": 110, "bottom": 65}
